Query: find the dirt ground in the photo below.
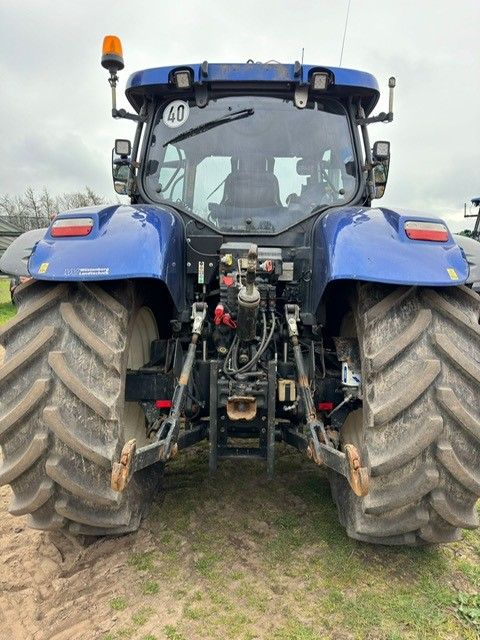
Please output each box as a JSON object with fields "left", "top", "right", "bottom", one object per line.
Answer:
{"left": 0, "top": 445, "right": 479, "bottom": 640}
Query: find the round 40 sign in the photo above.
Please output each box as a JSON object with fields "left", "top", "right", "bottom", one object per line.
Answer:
{"left": 162, "top": 100, "right": 190, "bottom": 128}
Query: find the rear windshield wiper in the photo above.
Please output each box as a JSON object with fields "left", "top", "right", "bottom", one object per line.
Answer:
{"left": 163, "top": 108, "right": 254, "bottom": 147}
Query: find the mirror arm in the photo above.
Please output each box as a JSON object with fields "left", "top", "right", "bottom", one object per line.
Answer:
{"left": 355, "top": 111, "right": 393, "bottom": 126}
{"left": 112, "top": 108, "right": 147, "bottom": 123}
{"left": 358, "top": 106, "right": 376, "bottom": 201}
{"left": 356, "top": 77, "right": 396, "bottom": 126}
{"left": 126, "top": 101, "right": 147, "bottom": 197}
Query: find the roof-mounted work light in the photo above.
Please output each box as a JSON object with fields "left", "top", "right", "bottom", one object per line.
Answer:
{"left": 172, "top": 69, "right": 192, "bottom": 89}
{"left": 310, "top": 71, "right": 331, "bottom": 91}
{"left": 115, "top": 139, "right": 131, "bottom": 157}
{"left": 372, "top": 141, "right": 390, "bottom": 160}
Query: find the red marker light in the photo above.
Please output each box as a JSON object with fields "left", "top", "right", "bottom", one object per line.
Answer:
{"left": 155, "top": 400, "right": 172, "bottom": 409}
{"left": 318, "top": 402, "right": 334, "bottom": 411}
{"left": 405, "top": 221, "right": 448, "bottom": 242}
{"left": 51, "top": 218, "right": 94, "bottom": 237}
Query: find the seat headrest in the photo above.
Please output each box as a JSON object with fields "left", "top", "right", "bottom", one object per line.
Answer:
{"left": 296, "top": 158, "right": 320, "bottom": 175}
{"left": 232, "top": 155, "right": 269, "bottom": 174}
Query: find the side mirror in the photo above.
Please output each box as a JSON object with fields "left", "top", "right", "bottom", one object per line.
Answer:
{"left": 372, "top": 141, "right": 390, "bottom": 199}
{"left": 112, "top": 144, "right": 131, "bottom": 195}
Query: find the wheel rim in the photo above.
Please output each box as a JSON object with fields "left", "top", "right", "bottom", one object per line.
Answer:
{"left": 123, "top": 306, "right": 159, "bottom": 446}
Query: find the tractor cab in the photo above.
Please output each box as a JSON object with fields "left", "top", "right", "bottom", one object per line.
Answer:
{"left": 102, "top": 38, "right": 394, "bottom": 235}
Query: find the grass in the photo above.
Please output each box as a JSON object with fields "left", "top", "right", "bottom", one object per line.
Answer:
{"left": 141, "top": 580, "right": 160, "bottom": 595}
{"left": 91, "top": 446, "right": 477, "bottom": 640}
{"left": 0, "top": 278, "right": 16, "bottom": 325}
{"left": 116, "top": 446, "right": 480, "bottom": 640}
{"left": 110, "top": 597, "right": 128, "bottom": 612}
{"left": 132, "top": 608, "right": 154, "bottom": 627}
{"left": 164, "top": 627, "right": 185, "bottom": 640}
{"left": 128, "top": 551, "right": 156, "bottom": 572}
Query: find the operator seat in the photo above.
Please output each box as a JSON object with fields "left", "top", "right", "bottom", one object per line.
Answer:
{"left": 221, "top": 155, "right": 281, "bottom": 209}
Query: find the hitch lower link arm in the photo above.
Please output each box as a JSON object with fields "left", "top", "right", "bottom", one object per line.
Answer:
{"left": 285, "top": 305, "right": 369, "bottom": 497}
{"left": 111, "top": 302, "right": 208, "bottom": 492}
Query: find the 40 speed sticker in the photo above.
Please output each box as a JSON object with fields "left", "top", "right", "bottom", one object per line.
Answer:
{"left": 162, "top": 100, "right": 189, "bottom": 128}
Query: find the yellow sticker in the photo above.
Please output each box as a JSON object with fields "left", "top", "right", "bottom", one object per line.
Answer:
{"left": 447, "top": 268, "right": 458, "bottom": 281}
{"left": 38, "top": 262, "right": 49, "bottom": 274}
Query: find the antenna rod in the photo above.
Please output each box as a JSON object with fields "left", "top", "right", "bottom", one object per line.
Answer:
{"left": 339, "top": 0, "right": 352, "bottom": 66}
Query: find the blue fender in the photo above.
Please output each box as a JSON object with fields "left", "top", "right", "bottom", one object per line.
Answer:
{"left": 310, "top": 207, "right": 469, "bottom": 311}
{"left": 29, "top": 204, "right": 186, "bottom": 310}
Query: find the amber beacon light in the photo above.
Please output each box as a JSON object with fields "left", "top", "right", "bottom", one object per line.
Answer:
{"left": 101, "top": 35, "right": 124, "bottom": 73}
{"left": 101, "top": 35, "right": 125, "bottom": 114}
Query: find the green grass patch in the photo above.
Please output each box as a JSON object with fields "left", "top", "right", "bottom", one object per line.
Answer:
{"left": 110, "top": 597, "right": 128, "bottom": 611}
{"left": 0, "top": 279, "right": 15, "bottom": 325}
{"left": 128, "top": 551, "right": 156, "bottom": 572}
{"left": 164, "top": 626, "right": 186, "bottom": 640}
{"left": 132, "top": 607, "right": 154, "bottom": 626}
{"left": 457, "top": 560, "right": 480, "bottom": 588}
{"left": 454, "top": 593, "right": 480, "bottom": 633}
{"left": 194, "top": 551, "right": 221, "bottom": 578}
{"left": 141, "top": 580, "right": 160, "bottom": 595}
{"left": 272, "top": 622, "right": 322, "bottom": 640}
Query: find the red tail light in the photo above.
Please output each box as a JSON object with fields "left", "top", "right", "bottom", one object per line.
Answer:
{"left": 51, "top": 218, "right": 94, "bottom": 237}
{"left": 405, "top": 221, "right": 448, "bottom": 242}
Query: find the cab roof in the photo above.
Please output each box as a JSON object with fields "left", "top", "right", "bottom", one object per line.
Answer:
{"left": 126, "top": 62, "right": 380, "bottom": 114}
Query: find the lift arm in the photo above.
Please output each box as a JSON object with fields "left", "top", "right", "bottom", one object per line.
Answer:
{"left": 111, "top": 302, "right": 207, "bottom": 492}
{"left": 284, "top": 305, "right": 369, "bottom": 497}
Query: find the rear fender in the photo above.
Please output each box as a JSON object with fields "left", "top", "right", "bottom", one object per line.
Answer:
{"left": 310, "top": 207, "right": 469, "bottom": 312}
{"left": 28, "top": 204, "right": 186, "bottom": 310}
{"left": 454, "top": 233, "right": 480, "bottom": 291}
{"left": 0, "top": 228, "right": 47, "bottom": 277}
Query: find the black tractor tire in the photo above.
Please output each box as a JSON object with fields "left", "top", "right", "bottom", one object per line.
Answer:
{"left": 0, "top": 279, "right": 162, "bottom": 536}
{"left": 329, "top": 283, "right": 480, "bottom": 545}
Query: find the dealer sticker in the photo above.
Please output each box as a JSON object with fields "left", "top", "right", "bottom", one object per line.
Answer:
{"left": 38, "top": 262, "right": 49, "bottom": 273}
{"left": 162, "top": 100, "right": 189, "bottom": 128}
{"left": 64, "top": 267, "right": 110, "bottom": 276}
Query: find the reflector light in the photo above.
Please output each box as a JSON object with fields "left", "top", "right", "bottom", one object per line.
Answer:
{"left": 318, "top": 402, "right": 334, "bottom": 411}
{"left": 51, "top": 218, "right": 94, "bottom": 237}
{"left": 155, "top": 400, "right": 172, "bottom": 409}
{"left": 405, "top": 221, "right": 448, "bottom": 242}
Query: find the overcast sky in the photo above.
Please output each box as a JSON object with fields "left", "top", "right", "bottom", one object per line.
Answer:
{"left": 0, "top": 0, "right": 479, "bottom": 230}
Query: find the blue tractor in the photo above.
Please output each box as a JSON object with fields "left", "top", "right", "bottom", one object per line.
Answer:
{"left": 1, "top": 36, "right": 479, "bottom": 544}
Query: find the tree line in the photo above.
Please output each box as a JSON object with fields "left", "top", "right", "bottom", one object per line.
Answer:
{"left": 0, "top": 187, "right": 105, "bottom": 231}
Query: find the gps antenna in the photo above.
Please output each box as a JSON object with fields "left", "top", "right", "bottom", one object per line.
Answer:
{"left": 339, "top": 0, "right": 352, "bottom": 66}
